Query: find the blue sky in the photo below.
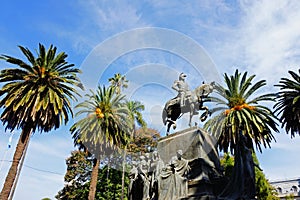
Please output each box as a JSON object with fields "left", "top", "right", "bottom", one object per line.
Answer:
{"left": 1, "top": 0, "right": 300, "bottom": 199}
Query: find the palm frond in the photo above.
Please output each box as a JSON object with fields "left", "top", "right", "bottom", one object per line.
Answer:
{"left": 274, "top": 69, "right": 300, "bottom": 137}
{"left": 0, "top": 44, "right": 83, "bottom": 132}
{"left": 204, "top": 69, "right": 278, "bottom": 153}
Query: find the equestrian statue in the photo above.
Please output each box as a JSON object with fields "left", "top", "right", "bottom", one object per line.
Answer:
{"left": 162, "top": 73, "right": 215, "bottom": 135}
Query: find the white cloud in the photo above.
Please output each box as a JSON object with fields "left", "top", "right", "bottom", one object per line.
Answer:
{"left": 89, "top": 1, "right": 149, "bottom": 31}
{"left": 234, "top": 0, "right": 300, "bottom": 84}
{"left": 69, "top": 0, "right": 150, "bottom": 53}
{"left": 193, "top": 1, "right": 300, "bottom": 87}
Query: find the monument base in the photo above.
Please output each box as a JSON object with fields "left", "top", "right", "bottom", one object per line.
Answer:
{"left": 157, "top": 126, "right": 225, "bottom": 199}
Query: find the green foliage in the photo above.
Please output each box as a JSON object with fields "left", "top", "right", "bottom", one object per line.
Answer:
{"left": 70, "top": 85, "right": 133, "bottom": 200}
{"left": 220, "top": 152, "right": 234, "bottom": 178}
{"left": 126, "top": 100, "right": 147, "bottom": 130}
{"left": 56, "top": 150, "right": 91, "bottom": 200}
{"left": 220, "top": 153, "right": 279, "bottom": 200}
{"left": 204, "top": 69, "right": 278, "bottom": 153}
{"left": 64, "top": 150, "right": 92, "bottom": 183}
{"left": 0, "top": 44, "right": 83, "bottom": 200}
{"left": 0, "top": 43, "right": 83, "bottom": 132}
{"left": 69, "top": 74, "right": 151, "bottom": 200}
{"left": 56, "top": 150, "right": 129, "bottom": 200}
{"left": 128, "top": 127, "right": 160, "bottom": 154}
{"left": 285, "top": 194, "right": 294, "bottom": 200}
{"left": 253, "top": 154, "right": 279, "bottom": 200}
{"left": 274, "top": 69, "right": 300, "bottom": 137}
{"left": 96, "top": 166, "right": 129, "bottom": 200}
{"left": 70, "top": 85, "right": 131, "bottom": 156}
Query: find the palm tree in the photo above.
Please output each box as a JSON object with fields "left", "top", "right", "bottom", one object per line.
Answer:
{"left": 126, "top": 100, "right": 147, "bottom": 130}
{"left": 70, "top": 85, "right": 130, "bottom": 200}
{"left": 121, "top": 100, "right": 147, "bottom": 200}
{"left": 274, "top": 69, "right": 300, "bottom": 138}
{"left": 0, "top": 44, "right": 83, "bottom": 200}
{"left": 204, "top": 69, "right": 278, "bottom": 198}
{"left": 108, "top": 73, "right": 128, "bottom": 94}
{"left": 204, "top": 69, "right": 278, "bottom": 153}
{"left": 106, "top": 73, "right": 128, "bottom": 180}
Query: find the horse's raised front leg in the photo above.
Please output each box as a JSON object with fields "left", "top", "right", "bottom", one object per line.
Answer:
{"left": 200, "top": 106, "right": 209, "bottom": 122}
{"left": 166, "top": 122, "right": 171, "bottom": 136}
{"left": 166, "top": 119, "right": 176, "bottom": 135}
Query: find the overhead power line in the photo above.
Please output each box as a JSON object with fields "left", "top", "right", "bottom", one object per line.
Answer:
{"left": 0, "top": 160, "right": 63, "bottom": 176}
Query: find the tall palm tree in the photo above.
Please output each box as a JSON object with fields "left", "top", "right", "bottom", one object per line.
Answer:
{"left": 108, "top": 73, "right": 128, "bottom": 94}
{"left": 70, "top": 85, "right": 130, "bottom": 200}
{"left": 126, "top": 100, "right": 147, "bottom": 130}
{"left": 204, "top": 69, "right": 278, "bottom": 198}
{"left": 274, "top": 69, "right": 300, "bottom": 138}
{"left": 0, "top": 44, "right": 83, "bottom": 200}
{"left": 121, "top": 100, "right": 147, "bottom": 200}
{"left": 106, "top": 73, "right": 128, "bottom": 180}
{"left": 204, "top": 69, "right": 278, "bottom": 153}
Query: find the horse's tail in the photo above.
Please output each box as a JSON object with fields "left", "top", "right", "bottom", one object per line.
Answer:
{"left": 162, "top": 108, "right": 168, "bottom": 125}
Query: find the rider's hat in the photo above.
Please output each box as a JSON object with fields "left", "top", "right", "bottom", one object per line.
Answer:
{"left": 179, "top": 73, "right": 187, "bottom": 80}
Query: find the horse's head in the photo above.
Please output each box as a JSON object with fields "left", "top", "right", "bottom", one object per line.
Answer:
{"left": 195, "top": 81, "right": 215, "bottom": 98}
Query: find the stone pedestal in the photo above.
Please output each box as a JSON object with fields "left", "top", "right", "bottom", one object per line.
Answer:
{"left": 157, "top": 127, "right": 219, "bottom": 165}
{"left": 157, "top": 126, "right": 224, "bottom": 199}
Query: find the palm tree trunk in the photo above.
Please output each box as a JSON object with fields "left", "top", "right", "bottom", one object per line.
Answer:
{"left": 88, "top": 158, "right": 100, "bottom": 200}
{"left": 106, "top": 155, "right": 111, "bottom": 180}
{"left": 9, "top": 135, "right": 30, "bottom": 200}
{"left": 121, "top": 147, "right": 127, "bottom": 200}
{"left": 0, "top": 126, "right": 32, "bottom": 200}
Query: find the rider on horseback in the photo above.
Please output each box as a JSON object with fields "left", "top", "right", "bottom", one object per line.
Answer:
{"left": 163, "top": 73, "right": 215, "bottom": 134}
{"left": 172, "top": 73, "right": 191, "bottom": 108}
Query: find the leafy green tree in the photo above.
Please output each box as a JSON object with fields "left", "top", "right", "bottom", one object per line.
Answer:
{"left": 253, "top": 154, "right": 279, "bottom": 200}
{"left": 96, "top": 165, "right": 128, "bottom": 200}
{"left": 56, "top": 151, "right": 129, "bottom": 200}
{"left": 128, "top": 128, "right": 160, "bottom": 154}
{"left": 57, "top": 128, "right": 159, "bottom": 200}
{"left": 274, "top": 69, "right": 300, "bottom": 137}
{"left": 0, "top": 44, "right": 83, "bottom": 200}
{"left": 204, "top": 69, "right": 278, "bottom": 152}
{"left": 70, "top": 85, "right": 130, "bottom": 200}
{"left": 56, "top": 150, "right": 91, "bottom": 200}
{"left": 220, "top": 152, "right": 234, "bottom": 178}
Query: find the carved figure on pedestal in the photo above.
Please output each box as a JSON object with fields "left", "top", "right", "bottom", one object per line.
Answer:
{"left": 149, "top": 151, "right": 165, "bottom": 200}
{"left": 129, "top": 128, "right": 228, "bottom": 199}
{"left": 128, "top": 161, "right": 138, "bottom": 200}
{"left": 138, "top": 155, "right": 151, "bottom": 200}
{"left": 159, "top": 150, "right": 190, "bottom": 200}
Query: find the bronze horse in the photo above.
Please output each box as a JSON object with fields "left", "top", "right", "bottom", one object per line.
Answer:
{"left": 162, "top": 82, "right": 215, "bottom": 135}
